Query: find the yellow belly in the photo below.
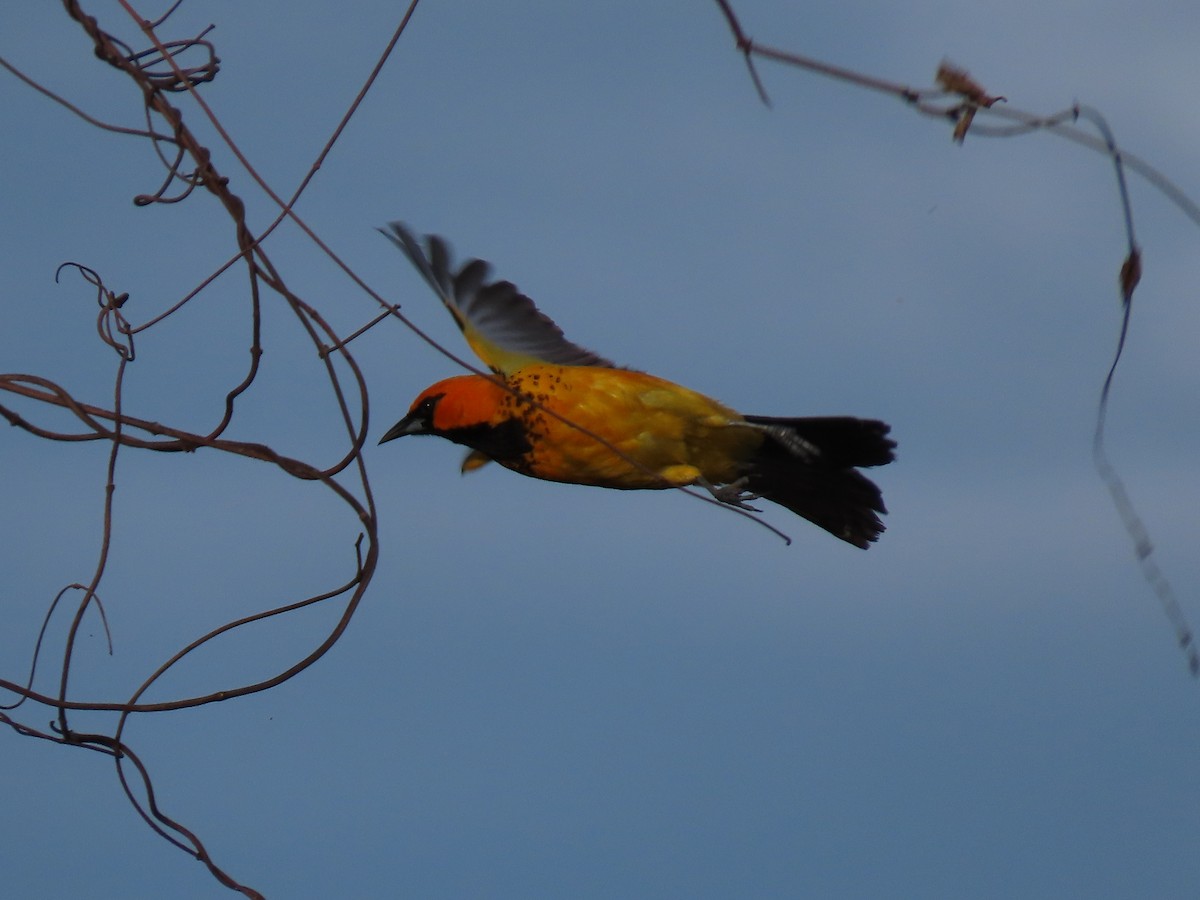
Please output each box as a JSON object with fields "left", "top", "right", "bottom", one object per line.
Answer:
{"left": 499, "top": 365, "right": 761, "bottom": 489}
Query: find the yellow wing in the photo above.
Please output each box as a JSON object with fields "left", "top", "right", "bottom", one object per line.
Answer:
{"left": 381, "top": 222, "right": 616, "bottom": 375}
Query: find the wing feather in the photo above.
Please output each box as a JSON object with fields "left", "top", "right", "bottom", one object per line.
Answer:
{"left": 381, "top": 222, "right": 616, "bottom": 374}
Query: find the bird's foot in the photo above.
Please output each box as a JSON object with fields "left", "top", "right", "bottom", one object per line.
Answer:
{"left": 698, "top": 477, "right": 762, "bottom": 512}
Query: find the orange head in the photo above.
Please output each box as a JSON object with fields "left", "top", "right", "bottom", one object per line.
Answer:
{"left": 379, "top": 374, "right": 531, "bottom": 461}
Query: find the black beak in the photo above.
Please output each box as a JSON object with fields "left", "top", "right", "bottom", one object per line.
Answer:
{"left": 379, "top": 412, "right": 428, "bottom": 445}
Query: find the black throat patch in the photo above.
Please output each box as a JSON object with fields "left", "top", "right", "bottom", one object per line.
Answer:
{"left": 440, "top": 416, "right": 532, "bottom": 463}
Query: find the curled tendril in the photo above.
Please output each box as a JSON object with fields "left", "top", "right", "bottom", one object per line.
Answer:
{"left": 105, "top": 25, "right": 220, "bottom": 93}
{"left": 55, "top": 262, "right": 135, "bottom": 361}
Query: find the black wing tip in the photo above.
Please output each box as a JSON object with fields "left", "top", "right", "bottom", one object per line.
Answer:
{"left": 380, "top": 220, "right": 430, "bottom": 269}
{"left": 380, "top": 221, "right": 446, "bottom": 264}
{"left": 382, "top": 221, "right": 619, "bottom": 369}
{"left": 380, "top": 220, "right": 416, "bottom": 250}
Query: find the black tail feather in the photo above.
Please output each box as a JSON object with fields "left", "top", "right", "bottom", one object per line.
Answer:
{"left": 741, "top": 416, "right": 895, "bottom": 549}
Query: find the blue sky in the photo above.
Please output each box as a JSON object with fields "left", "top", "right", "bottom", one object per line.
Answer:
{"left": 3, "top": 2, "right": 1200, "bottom": 897}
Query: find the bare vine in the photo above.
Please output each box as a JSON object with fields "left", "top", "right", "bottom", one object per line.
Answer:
{"left": 0, "top": 1, "right": 408, "bottom": 893}
{"left": 716, "top": 0, "right": 1198, "bottom": 677}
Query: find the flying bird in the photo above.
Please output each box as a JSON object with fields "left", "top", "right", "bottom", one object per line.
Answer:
{"left": 379, "top": 224, "right": 895, "bottom": 547}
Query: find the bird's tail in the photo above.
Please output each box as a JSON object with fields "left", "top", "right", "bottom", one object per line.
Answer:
{"left": 741, "top": 415, "right": 895, "bottom": 549}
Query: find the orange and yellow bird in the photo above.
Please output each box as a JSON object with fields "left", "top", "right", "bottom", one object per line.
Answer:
{"left": 379, "top": 224, "right": 895, "bottom": 547}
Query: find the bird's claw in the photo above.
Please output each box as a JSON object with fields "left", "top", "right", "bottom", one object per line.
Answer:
{"left": 699, "top": 477, "right": 762, "bottom": 512}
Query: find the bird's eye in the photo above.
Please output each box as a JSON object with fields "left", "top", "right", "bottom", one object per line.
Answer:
{"left": 417, "top": 393, "right": 443, "bottom": 423}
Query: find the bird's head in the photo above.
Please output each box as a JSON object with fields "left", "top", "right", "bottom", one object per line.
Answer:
{"left": 379, "top": 375, "right": 502, "bottom": 443}
{"left": 379, "top": 375, "right": 530, "bottom": 465}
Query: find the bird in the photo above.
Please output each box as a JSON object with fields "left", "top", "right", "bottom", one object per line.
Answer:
{"left": 378, "top": 223, "right": 895, "bottom": 547}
